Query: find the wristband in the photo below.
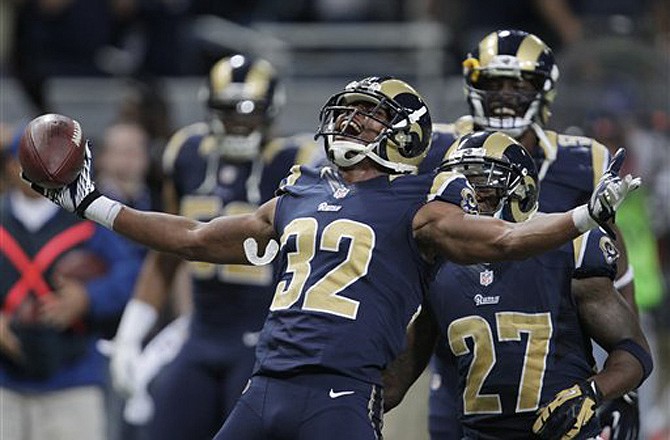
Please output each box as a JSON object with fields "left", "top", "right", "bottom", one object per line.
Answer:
{"left": 613, "top": 338, "right": 653, "bottom": 385}
{"left": 572, "top": 205, "right": 599, "bottom": 233}
{"left": 116, "top": 299, "right": 158, "bottom": 344}
{"left": 85, "top": 196, "right": 123, "bottom": 230}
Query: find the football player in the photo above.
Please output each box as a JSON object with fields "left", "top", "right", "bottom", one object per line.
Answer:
{"left": 105, "top": 54, "right": 319, "bottom": 439}
{"left": 383, "top": 131, "right": 652, "bottom": 440}
{"left": 23, "top": 76, "right": 639, "bottom": 440}
{"left": 416, "top": 29, "right": 642, "bottom": 439}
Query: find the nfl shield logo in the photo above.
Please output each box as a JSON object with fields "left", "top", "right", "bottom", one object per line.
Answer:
{"left": 480, "top": 269, "right": 494, "bottom": 286}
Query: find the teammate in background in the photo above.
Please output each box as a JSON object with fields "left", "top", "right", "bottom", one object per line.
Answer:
{"left": 106, "top": 54, "right": 319, "bottom": 440}
{"left": 383, "top": 131, "right": 652, "bottom": 440}
{"left": 22, "top": 75, "right": 639, "bottom": 439}
{"left": 415, "top": 29, "right": 642, "bottom": 439}
{"left": 0, "top": 129, "right": 140, "bottom": 440}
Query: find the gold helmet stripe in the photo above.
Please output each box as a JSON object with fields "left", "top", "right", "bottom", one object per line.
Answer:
{"left": 380, "top": 79, "right": 422, "bottom": 101}
{"left": 210, "top": 60, "right": 232, "bottom": 94}
{"left": 481, "top": 131, "right": 514, "bottom": 159}
{"left": 245, "top": 59, "right": 274, "bottom": 100}
{"left": 516, "top": 34, "right": 546, "bottom": 72}
{"left": 478, "top": 32, "right": 499, "bottom": 67}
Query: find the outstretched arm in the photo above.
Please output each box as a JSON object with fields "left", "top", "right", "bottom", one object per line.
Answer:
{"left": 23, "top": 143, "right": 278, "bottom": 265}
{"left": 414, "top": 148, "right": 640, "bottom": 264}
{"left": 111, "top": 199, "right": 277, "bottom": 264}
{"left": 413, "top": 203, "right": 583, "bottom": 264}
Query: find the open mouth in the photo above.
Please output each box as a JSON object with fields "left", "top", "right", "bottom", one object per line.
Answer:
{"left": 339, "top": 119, "right": 363, "bottom": 135}
{"left": 490, "top": 106, "right": 517, "bottom": 117}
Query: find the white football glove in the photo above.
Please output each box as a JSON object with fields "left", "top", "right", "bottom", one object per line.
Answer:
{"left": 587, "top": 148, "right": 641, "bottom": 238}
{"left": 101, "top": 299, "right": 158, "bottom": 397}
{"left": 23, "top": 141, "right": 101, "bottom": 216}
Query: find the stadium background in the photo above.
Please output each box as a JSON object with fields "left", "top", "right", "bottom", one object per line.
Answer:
{"left": 0, "top": 0, "right": 668, "bottom": 439}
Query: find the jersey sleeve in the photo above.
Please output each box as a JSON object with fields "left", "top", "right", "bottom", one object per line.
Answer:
{"left": 428, "top": 170, "right": 479, "bottom": 214}
{"left": 276, "top": 164, "right": 309, "bottom": 196}
{"left": 572, "top": 229, "right": 619, "bottom": 280}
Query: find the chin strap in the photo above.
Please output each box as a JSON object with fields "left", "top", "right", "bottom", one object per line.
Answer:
{"left": 531, "top": 123, "right": 557, "bottom": 181}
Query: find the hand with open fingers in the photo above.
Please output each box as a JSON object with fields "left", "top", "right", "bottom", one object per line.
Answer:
{"left": 587, "top": 148, "right": 641, "bottom": 238}
{"left": 533, "top": 380, "right": 603, "bottom": 440}
{"left": 22, "top": 141, "right": 101, "bottom": 217}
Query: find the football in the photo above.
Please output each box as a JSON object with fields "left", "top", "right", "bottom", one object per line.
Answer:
{"left": 18, "top": 113, "right": 86, "bottom": 189}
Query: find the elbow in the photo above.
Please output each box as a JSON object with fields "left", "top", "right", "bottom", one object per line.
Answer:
{"left": 172, "top": 228, "right": 206, "bottom": 262}
{"left": 491, "top": 232, "right": 535, "bottom": 261}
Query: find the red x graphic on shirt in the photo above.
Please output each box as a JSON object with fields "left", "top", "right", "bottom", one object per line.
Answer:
{"left": 0, "top": 222, "right": 95, "bottom": 315}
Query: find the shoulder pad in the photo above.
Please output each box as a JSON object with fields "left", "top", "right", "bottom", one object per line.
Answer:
{"left": 262, "top": 134, "right": 322, "bottom": 165}
{"left": 572, "top": 229, "right": 619, "bottom": 280}
{"left": 555, "top": 132, "right": 610, "bottom": 186}
{"left": 162, "top": 122, "right": 208, "bottom": 175}
{"left": 429, "top": 171, "right": 479, "bottom": 214}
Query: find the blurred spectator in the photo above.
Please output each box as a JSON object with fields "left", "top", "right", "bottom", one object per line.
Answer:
{"left": 0, "top": 127, "right": 141, "bottom": 440}
{"left": 115, "top": 79, "right": 174, "bottom": 211}
{"left": 96, "top": 122, "right": 152, "bottom": 214}
{"left": 253, "top": 0, "right": 404, "bottom": 22}
{"left": 11, "top": 0, "right": 118, "bottom": 112}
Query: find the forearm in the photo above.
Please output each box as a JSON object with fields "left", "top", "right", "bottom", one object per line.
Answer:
{"left": 133, "top": 251, "right": 182, "bottom": 310}
{"left": 383, "top": 308, "right": 438, "bottom": 411}
{"left": 592, "top": 350, "right": 644, "bottom": 400}
{"left": 112, "top": 205, "right": 203, "bottom": 259}
{"left": 436, "top": 209, "right": 583, "bottom": 264}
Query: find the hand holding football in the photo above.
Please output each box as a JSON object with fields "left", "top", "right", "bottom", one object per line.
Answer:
{"left": 18, "top": 114, "right": 86, "bottom": 189}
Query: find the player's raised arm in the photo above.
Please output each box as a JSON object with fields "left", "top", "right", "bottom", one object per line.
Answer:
{"left": 413, "top": 134, "right": 640, "bottom": 264}
{"left": 110, "top": 198, "right": 277, "bottom": 264}
{"left": 24, "top": 141, "right": 278, "bottom": 265}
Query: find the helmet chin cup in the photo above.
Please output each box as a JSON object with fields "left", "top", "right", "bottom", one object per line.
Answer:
{"left": 328, "top": 140, "right": 370, "bottom": 168}
{"left": 327, "top": 139, "right": 418, "bottom": 173}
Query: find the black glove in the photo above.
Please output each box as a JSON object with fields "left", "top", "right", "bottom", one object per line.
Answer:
{"left": 22, "top": 141, "right": 101, "bottom": 217}
{"left": 533, "top": 380, "right": 603, "bottom": 440}
{"left": 596, "top": 391, "right": 639, "bottom": 440}
{"left": 587, "top": 148, "right": 641, "bottom": 239}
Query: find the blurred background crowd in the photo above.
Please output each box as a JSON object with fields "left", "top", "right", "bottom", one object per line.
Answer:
{"left": 0, "top": 0, "right": 668, "bottom": 439}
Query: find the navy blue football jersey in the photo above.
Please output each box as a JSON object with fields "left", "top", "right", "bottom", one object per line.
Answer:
{"left": 425, "top": 117, "right": 614, "bottom": 439}
{"left": 428, "top": 229, "right": 618, "bottom": 439}
{"left": 162, "top": 123, "right": 320, "bottom": 340}
{"left": 253, "top": 164, "right": 477, "bottom": 385}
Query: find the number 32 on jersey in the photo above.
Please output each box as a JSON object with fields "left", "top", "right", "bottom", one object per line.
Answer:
{"left": 270, "top": 217, "right": 375, "bottom": 320}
